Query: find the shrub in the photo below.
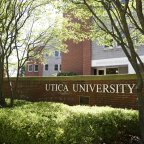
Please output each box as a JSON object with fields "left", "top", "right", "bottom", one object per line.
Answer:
{"left": 0, "top": 100, "right": 139, "bottom": 144}
{"left": 57, "top": 72, "right": 78, "bottom": 76}
{"left": 61, "top": 106, "right": 139, "bottom": 144}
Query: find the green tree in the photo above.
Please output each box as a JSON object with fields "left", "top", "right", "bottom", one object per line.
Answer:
{"left": 0, "top": 0, "right": 87, "bottom": 107}
{"left": 0, "top": 0, "right": 50, "bottom": 107}
{"left": 63, "top": 0, "right": 144, "bottom": 143}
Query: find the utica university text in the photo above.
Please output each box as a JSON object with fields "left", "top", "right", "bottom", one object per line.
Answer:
{"left": 45, "top": 83, "right": 136, "bottom": 94}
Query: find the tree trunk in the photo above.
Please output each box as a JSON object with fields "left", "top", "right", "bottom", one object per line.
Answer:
{"left": 0, "top": 60, "right": 6, "bottom": 107}
{"left": 136, "top": 74, "right": 144, "bottom": 143}
{"left": 6, "top": 57, "right": 14, "bottom": 107}
{"left": 137, "top": 91, "right": 144, "bottom": 143}
{"left": 0, "top": 90, "right": 6, "bottom": 107}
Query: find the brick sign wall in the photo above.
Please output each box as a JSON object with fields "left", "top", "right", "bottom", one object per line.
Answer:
{"left": 3, "top": 75, "right": 140, "bottom": 109}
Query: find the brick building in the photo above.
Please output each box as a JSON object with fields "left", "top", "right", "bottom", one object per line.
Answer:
{"left": 25, "top": 47, "right": 61, "bottom": 77}
{"left": 61, "top": 1, "right": 144, "bottom": 76}
{"left": 25, "top": 38, "right": 144, "bottom": 77}
{"left": 61, "top": 39, "right": 144, "bottom": 75}
{"left": 61, "top": 39, "right": 91, "bottom": 75}
{"left": 25, "top": 59, "right": 43, "bottom": 76}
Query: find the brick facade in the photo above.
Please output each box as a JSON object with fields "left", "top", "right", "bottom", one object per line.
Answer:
{"left": 25, "top": 61, "right": 43, "bottom": 76}
{"left": 82, "top": 39, "right": 92, "bottom": 75}
{"left": 61, "top": 14, "right": 92, "bottom": 75}
{"left": 62, "top": 40, "right": 83, "bottom": 74}
{"left": 3, "top": 75, "right": 140, "bottom": 109}
{"left": 62, "top": 39, "right": 91, "bottom": 75}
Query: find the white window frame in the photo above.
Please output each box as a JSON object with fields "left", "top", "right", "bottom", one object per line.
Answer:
{"left": 28, "top": 64, "right": 33, "bottom": 72}
{"left": 34, "top": 64, "right": 39, "bottom": 72}
{"left": 54, "top": 64, "right": 58, "bottom": 71}
{"left": 106, "top": 67, "right": 119, "bottom": 75}
{"left": 97, "top": 68, "right": 106, "bottom": 75}
{"left": 55, "top": 51, "right": 59, "bottom": 57}
{"left": 97, "top": 67, "right": 119, "bottom": 75}
{"left": 96, "top": 67, "right": 106, "bottom": 75}
{"left": 45, "top": 64, "right": 48, "bottom": 71}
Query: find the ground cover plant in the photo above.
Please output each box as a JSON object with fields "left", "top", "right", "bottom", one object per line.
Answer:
{"left": 0, "top": 100, "right": 140, "bottom": 144}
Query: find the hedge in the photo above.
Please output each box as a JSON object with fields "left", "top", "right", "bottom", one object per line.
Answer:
{"left": 57, "top": 72, "right": 78, "bottom": 76}
{"left": 0, "top": 100, "right": 140, "bottom": 144}
{"left": 4, "top": 74, "right": 138, "bottom": 82}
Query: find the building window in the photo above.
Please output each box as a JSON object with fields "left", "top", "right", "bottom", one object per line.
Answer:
{"left": 28, "top": 64, "right": 33, "bottom": 72}
{"left": 45, "top": 64, "right": 48, "bottom": 71}
{"left": 98, "top": 70, "right": 105, "bottom": 75}
{"left": 93, "top": 69, "right": 97, "bottom": 75}
{"left": 55, "top": 51, "right": 59, "bottom": 57}
{"left": 106, "top": 68, "right": 118, "bottom": 74}
{"left": 54, "top": 64, "right": 58, "bottom": 71}
{"left": 80, "top": 96, "right": 90, "bottom": 105}
{"left": 34, "top": 64, "right": 39, "bottom": 72}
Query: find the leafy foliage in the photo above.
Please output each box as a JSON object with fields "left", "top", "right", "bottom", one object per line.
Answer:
{"left": 57, "top": 72, "right": 78, "bottom": 76}
{"left": 61, "top": 1, "right": 144, "bottom": 141}
{"left": 0, "top": 100, "right": 139, "bottom": 144}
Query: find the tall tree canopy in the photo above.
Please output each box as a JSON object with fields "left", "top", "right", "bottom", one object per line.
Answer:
{"left": 62, "top": 0, "right": 144, "bottom": 142}
{"left": 0, "top": 0, "right": 88, "bottom": 107}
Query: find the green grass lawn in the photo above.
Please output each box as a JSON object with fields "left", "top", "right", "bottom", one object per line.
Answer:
{"left": 0, "top": 100, "right": 140, "bottom": 144}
